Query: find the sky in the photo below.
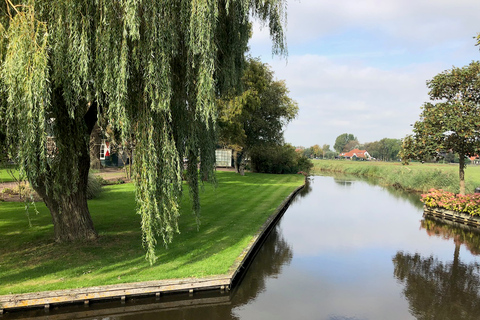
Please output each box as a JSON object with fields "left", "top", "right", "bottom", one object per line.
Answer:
{"left": 248, "top": 0, "right": 480, "bottom": 148}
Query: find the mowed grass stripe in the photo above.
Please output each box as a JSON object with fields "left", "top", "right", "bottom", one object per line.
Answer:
{"left": 0, "top": 171, "right": 303, "bottom": 295}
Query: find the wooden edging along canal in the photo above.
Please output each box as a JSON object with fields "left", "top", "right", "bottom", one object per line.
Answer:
{"left": 0, "top": 184, "right": 305, "bottom": 314}
{"left": 423, "top": 206, "right": 480, "bottom": 229}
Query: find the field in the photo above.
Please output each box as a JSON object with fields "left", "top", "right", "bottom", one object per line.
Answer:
{"left": 312, "top": 159, "right": 480, "bottom": 194}
{"left": 0, "top": 171, "right": 304, "bottom": 295}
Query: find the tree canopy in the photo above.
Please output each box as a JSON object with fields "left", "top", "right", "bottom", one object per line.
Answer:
{"left": 401, "top": 61, "right": 480, "bottom": 195}
{"left": 217, "top": 57, "right": 298, "bottom": 173}
{"left": 0, "top": 0, "right": 288, "bottom": 263}
{"left": 333, "top": 133, "right": 358, "bottom": 153}
{"left": 364, "top": 138, "right": 401, "bottom": 161}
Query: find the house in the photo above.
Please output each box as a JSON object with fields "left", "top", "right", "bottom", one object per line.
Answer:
{"left": 99, "top": 139, "right": 129, "bottom": 167}
{"left": 470, "top": 155, "right": 480, "bottom": 165}
{"left": 339, "top": 149, "right": 371, "bottom": 160}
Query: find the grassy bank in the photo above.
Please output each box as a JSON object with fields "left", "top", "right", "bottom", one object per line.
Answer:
{"left": 313, "top": 160, "right": 480, "bottom": 194}
{"left": 0, "top": 171, "right": 303, "bottom": 295}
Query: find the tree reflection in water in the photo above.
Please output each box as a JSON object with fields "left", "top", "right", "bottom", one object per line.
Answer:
{"left": 291, "top": 179, "right": 313, "bottom": 203}
{"left": 333, "top": 178, "right": 354, "bottom": 187}
{"left": 230, "top": 224, "right": 293, "bottom": 316}
{"left": 393, "top": 217, "right": 480, "bottom": 319}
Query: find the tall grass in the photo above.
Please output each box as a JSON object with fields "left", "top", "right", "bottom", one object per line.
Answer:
{"left": 313, "top": 160, "right": 477, "bottom": 193}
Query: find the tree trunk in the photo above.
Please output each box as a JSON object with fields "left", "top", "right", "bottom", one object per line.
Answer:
{"left": 40, "top": 187, "right": 98, "bottom": 241}
{"left": 233, "top": 150, "right": 239, "bottom": 173}
{"left": 236, "top": 150, "right": 245, "bottom": 176}
{"left": 459, "top": 153, "right": 466, "bottom": 195}
{"left": 33, "top": 153, "right": 98, "bottom": 241}
{"left": 89, "top": 122, "right": 102, "bottom": 169}
{"left": 32, "top": 96, "right": 99, "bottom": 242}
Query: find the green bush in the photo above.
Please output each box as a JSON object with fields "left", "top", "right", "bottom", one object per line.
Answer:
{"left": 250, "top": 144, "right": 313, "bottom": 174}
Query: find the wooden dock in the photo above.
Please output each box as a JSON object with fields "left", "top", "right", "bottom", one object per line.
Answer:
{"left": 0, "top": 185, "right": 304, "bottom": 314}
{"left": 423, "top": 206, "right": 480, "bottom": 229}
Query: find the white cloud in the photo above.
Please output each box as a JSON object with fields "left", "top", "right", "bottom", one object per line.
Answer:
{"left": 267, "top": 54, "right": 435, "bottom": 145}
{"left": 249, "top": 0, "right": 480, "bottom": 147}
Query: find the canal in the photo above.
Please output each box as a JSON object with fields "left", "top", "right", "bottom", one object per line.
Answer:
{"left": 5, "top": 175, "right": 480, "bottom": 319}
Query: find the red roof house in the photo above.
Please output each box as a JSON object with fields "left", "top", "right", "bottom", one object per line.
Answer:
{"left": 339, "top": 149, "right": 371, "bottom": 160}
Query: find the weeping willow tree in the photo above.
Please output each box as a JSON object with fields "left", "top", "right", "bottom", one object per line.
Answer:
{"left": 0, "top": 0, "right": 287, "bottom": 263}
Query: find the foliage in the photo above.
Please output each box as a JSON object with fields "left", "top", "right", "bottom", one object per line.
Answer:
{"left": 250, "top": 144, "right": 312, "bottom": 174}
{"left": 303, "top": 144, "right": 332, "bottom": 159}
{"left": 421, "top": 189, "right": 480, "bottom": 216}
{"left": 217, "top": 57, "right": 298, "bottom": 172}
{"left": 0, "top": 1, "right": 288, "bottom": 263}
{"left": 364, "top": 138, "right": 401, "bottom": 161}
{"left": 402, "top": 61, "right": 480, "bottom": 194}
{"left": 322, "top": 144, "right": 331, "bottom": 158}
{"left": 333, "top": 133, "right": 358, "bottom": 153}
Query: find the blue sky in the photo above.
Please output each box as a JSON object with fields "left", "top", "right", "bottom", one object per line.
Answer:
{"left": 248, "top": 0, "right": 480, "bottom": 148}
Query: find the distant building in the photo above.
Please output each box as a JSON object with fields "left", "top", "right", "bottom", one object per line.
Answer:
{"left": 339, "top": 149, "right": 371, "bottom": 160}
{"left": 215, "top": 149, "right": 233, "bottom": 167}
{"left": 470, "top": 155, "right": 480, "bottom": 165}
{"left": 99, "top": 139, "right": 128, "bottom": 167}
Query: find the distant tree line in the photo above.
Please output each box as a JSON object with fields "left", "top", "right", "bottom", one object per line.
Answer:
{"left": 364, "top": 138, "right": 401, "bottom": 161}
{"left": 301, "top": 134, "right": 402, "bottom": 162}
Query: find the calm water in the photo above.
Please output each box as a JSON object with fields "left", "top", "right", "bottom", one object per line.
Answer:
{"left": 6, "top": 176, "right": 480, "bottom": 319}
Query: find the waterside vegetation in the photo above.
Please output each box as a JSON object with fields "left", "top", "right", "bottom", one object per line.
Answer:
{"left": 312, "top": 159, "right": 480, "bottom": 194}
{"left": 421, "top": 189, "right": 480, "bottom": 216}
{"left": 0, "top": 171, "right": 304, "bottom": 295}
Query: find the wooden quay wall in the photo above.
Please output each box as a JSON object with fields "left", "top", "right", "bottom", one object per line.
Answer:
{"left": 423, "top": 206, "right": 480, "bottom": 229}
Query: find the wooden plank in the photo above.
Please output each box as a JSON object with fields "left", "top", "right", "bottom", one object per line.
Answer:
{"left": 424, "top": 206, "right": 480, "bottom": 229}
{"left": 0, "top": 277, "right": 230, "bottom": 310}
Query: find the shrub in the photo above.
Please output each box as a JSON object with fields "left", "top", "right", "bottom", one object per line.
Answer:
{"left": 250, "top": 144, "right": 313, "bottom": 174}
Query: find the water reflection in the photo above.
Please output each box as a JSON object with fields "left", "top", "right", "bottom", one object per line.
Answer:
{"left": 393, "top": 251, "right": 480, "bottom": 319}
{"left": 231, "top": 225, "right": 293, "bottom": 311}
{"left": 292, "top": 179, "right": 313, "bottom": 202}
{"left": 393, "top": 216, "right": 480, "bottom": 319}
{"left": 420, "top": 217, "right": 480, "bottom": 256}
{"left": 382, "top": 186, "right": 423, "bottom": 209}
{"left": 333, "top": 178, "right": 354, "bottom": 187}
{"left": 327, "top": 172, "right": 424, "bottom": 209}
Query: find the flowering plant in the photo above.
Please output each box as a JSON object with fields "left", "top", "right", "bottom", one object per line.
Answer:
{"left": 421, "top": 189, "right": 480, "bottom": 216}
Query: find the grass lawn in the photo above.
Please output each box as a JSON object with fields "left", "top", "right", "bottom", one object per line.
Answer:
{"left": 0, "top": 167, "right": 19, "bottom": 183}
{"left": 0, "top": 171, "right": 303, "bottom": 295}
{"left": 312, "top": 159, "right": 480, "bottom": 193}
